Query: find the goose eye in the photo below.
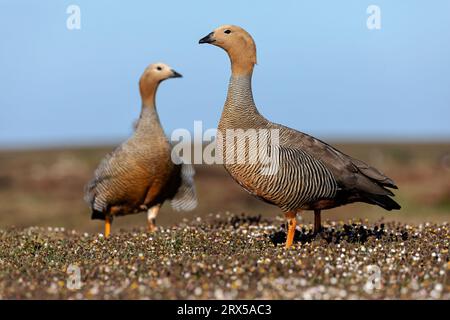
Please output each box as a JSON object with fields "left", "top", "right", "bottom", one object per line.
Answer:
{"left": 156, "top": 66, "right": 162, "bottom": 71}
{"left": 224, "top": 29, "right": 231, "bottom": 34}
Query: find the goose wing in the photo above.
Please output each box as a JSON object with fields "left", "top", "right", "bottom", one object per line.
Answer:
{"left": 273, "top": 123, "right": 398, "bottom": 197}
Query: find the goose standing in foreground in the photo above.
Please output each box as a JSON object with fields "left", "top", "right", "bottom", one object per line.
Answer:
{"left": 199, "top": 25, "right": 400, "bottom": 248}
{"left": 85, "top": 63, "right": 197, "bottom": 237}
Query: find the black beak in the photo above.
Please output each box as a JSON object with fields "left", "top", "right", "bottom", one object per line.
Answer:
{"left": 171, "top": 70, "right": 182, "bottom": 78}
{"left": 199, "top": 32, "right": 215, "bottom": 44}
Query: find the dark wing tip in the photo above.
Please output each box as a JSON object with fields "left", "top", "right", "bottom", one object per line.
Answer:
{"left": 366, "top": 193, "right": 401, "bottom": 211}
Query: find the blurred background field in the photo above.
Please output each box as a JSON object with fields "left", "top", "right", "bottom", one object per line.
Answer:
{"left": 1, "top": 142, "right": 449, "bottom": 234}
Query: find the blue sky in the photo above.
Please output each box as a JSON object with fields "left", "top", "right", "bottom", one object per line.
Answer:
{"left": 0, "top": 1, "right": 449, "bottom": 148}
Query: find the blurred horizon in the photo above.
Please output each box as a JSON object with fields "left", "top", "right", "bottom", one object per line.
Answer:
{"left": 1, "top": 137, "right": 450, "bottom": 152}
{"left": 1, "top": 1, "right": 450, "bottom": 148}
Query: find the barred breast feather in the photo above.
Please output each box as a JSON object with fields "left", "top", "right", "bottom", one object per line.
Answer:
{"left": 219, "top": 75, "right": 400, "bottom": 212}
{"left": 225, "top": 145, "right": 338, "bottom": 212}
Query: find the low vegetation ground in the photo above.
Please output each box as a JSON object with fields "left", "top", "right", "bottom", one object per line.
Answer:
{"left": 0, "top": 143, "right": 449, "bottom": 299}
{"left": 0, "top": 213, "right": 448, "bottom": 299}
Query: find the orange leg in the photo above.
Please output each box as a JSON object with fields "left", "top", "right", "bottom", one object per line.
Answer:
{"left": 105, "top": 215, "right": 112, "bottom": 238}
{"left": 285, "top": 211, "right": 297, "bottom": 248}
{"left": 147, "top": 205, "right": 160, "bottom": 232}
{"left": 314, "top": 209, "right": 322, "bottom": 234}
